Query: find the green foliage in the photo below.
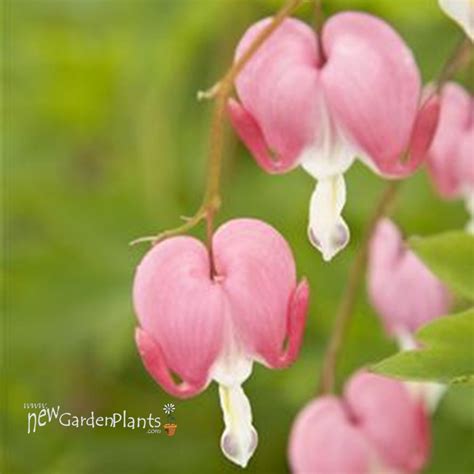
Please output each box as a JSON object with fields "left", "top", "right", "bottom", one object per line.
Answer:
{"left": 409, "top": 232, "right": 474, "bottom": 300}
{"left": 4, "top": 1, "right": 474, "bottom": 473}
{"left": 373, "top": 309, "right": 474, "bottom": 385}
{"left": 376, "top": 232, "right": 474, "bottom": 388}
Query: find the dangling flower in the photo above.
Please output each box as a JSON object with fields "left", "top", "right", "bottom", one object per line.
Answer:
{"left": 229, "top": 13, "right": 439, "bottom": 261}
{"left": 133, "top": 218, "right": 309, "bottom": 467}
{"left": 288, "top": 371, "right": 430, "bottom": 474}
{"left": 368, "top": 219, "right": 451, "bottom": 336}
{"left": 438, "top": 0, "right": 474, "bottom": 40}
{"left": 367, "top": 219, "right": 452, "bottom": 410}
{"left": 426, "top": 82, "right": 474, "bottom": 233}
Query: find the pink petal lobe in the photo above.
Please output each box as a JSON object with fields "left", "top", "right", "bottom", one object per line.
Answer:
{"left": 368, "top": 219, "right": 451, "bottom": 334}
{"left": 345, "top": 371, "right": 430, "bottom": 473}
{"left": 321, "top": 12, "right": 421, "bottom": 176}
{"left": 213, "top": 218, "right": 302, "bottom": 366}
{"left": 404, "top": 95, "right": 441, "bottom": 173}
{"left": 133, "top": 237, "right": 225, "bottom": 392}
{"left": 289, "top": 397, "right": 375, "bottom": 474}
{"left": 233, "top": 18, "right": 322, "bottom": 170}
{"left": 269, "top": 278, "right": 309, "bottom": 368}
{"left": 427, "top": 82, "right": 474, "bottom": 197}
{"left": 228, "top": 99, "right": 291, "bottom": 173}
{"left": 135, "top": 328, "right": 207, "bottom": 399}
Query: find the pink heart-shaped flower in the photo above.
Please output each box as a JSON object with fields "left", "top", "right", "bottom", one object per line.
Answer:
{"left": 289, "top": 371, "right": 430, "bottom": 473}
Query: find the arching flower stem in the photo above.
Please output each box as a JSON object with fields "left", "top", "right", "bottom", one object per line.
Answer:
{"left": 130, "top": 0, "right": 305, "bottom": 270}
{"left": 435, "top": 36, "right": 473, "bottom": 93}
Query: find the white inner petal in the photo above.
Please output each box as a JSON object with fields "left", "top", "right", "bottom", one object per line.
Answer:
{"left": 209, "top": 306, "right": 257, "bottom": 468}
{"left": 308, "top": 175, "right": 350, "bottom": 262}
{"left": 299, "top": 99, "right": 356, "bottom": 181}
{"left": 211, "top": 320, "right": 253, "bottom": 387}
{"left": 298, "top": 96, "right": 356, "bottom": 261}
{"left": 219, "top": 384, "right": 258, "bottom": 468}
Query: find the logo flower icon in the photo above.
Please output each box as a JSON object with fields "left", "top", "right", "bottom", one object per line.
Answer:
{"left": 163, "top": 403, "right": 177, "bottom": 437}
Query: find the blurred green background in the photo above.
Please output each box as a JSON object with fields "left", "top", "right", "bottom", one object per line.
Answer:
{"left": 3, "top": 0, "right": 474, "bottom": 472}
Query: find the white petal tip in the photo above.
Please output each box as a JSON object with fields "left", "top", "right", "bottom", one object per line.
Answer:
{"left": 308, "top": 175, "right": 350, "bottom": 262}
{"left": 308, "top": 222, "right": 350, "bottom": 262}
{"left": 218, "top": 385, "right": 258, "bottom": 468}
{"left": 221, "top": 427, "right": 258, "bottom": 468}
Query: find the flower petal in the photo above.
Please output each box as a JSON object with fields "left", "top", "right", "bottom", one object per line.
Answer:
{"left": 213, "top": 218, "right": 299, "bottom": 366}
{"left": 367, "top": 219, "right": 451, "bottom": 334}
{"left": 288, "top": 397, "right": 376, "bottom": 474}
{"left": 267, "top": 278, "right": 309, "bottom": 369}
{"left": 321, "top": 12, "right": 422, "bottom": 176}
{"left": 308, "top": 174, "right": 350, "bottom": 262}
{"left": 233, "top": 18, "right": 322, "bottom": 170}
{"left": 133, "top": 237, "right": 225, "bottom": 390}
{"left": 345, "top": 371, "right": 431, "bottom": 473}
{"left": 299, "top": 97, "right": 356, "bottom": 180}
{"left": 219, "top": 385, "right": 258, "bottom": 468}
{"left": 228, "top": 98, "right": 291, "bottom": 173}
{"left": 379, "top": 94, "right": 440, "bottom": 178}
{"left": 135, "top": 328, "right": 207, "bottom": 398}
{"left": 427, "top": 83, "right": 474, "bottom": 197}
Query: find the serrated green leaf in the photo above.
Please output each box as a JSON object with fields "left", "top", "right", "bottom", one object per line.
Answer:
{"left": 372, "top": 308, "right": 474, "bottom": 385}
{"left": 409, "top": 231, "right": 474, "bottom": 300}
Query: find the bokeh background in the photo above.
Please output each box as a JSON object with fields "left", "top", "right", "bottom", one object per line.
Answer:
{"left": 4, "top": 0, "right": 474, "bottom": 472}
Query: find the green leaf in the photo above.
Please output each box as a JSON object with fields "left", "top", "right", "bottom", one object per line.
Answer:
{"left": 373, "top": 308, "right": 474, "bottom": 385}
{"left": 409, "top": 231, "right": 474, "bottom": 300}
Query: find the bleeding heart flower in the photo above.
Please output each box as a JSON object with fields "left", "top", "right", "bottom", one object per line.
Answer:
{"left": 288, "top": 371, "right": 430, "bottom": 474}
{"left": 229, "top": 13, "right": 439, "bottom": 261}
{"left": 427, "top": 82, "right": 474, "bottom": 233}
{"left": 133, "top": 218, "right": 309, "bottom": 468}
{"left": 438, "top": 0, "right": 474, "bottom": 40}
{"left": 367, "top": 219, "right": 451, "bottom": 336}
{"left": 367, "top": 219, "right": 452, "bottom": 411}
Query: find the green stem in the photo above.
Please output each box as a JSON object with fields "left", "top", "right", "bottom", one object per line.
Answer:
{"left": 435, "top": 36, "right": 473, "bottom": 91}
{"left": 318, "top": 182, "right": 400, "bottom": 394}
{"left": 130, "top": 0, "right": 304, "bottom": 252}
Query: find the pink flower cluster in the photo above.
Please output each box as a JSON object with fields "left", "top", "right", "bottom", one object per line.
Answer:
{"left": 132, "top": 5, "right": 472, "bottom": 472}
